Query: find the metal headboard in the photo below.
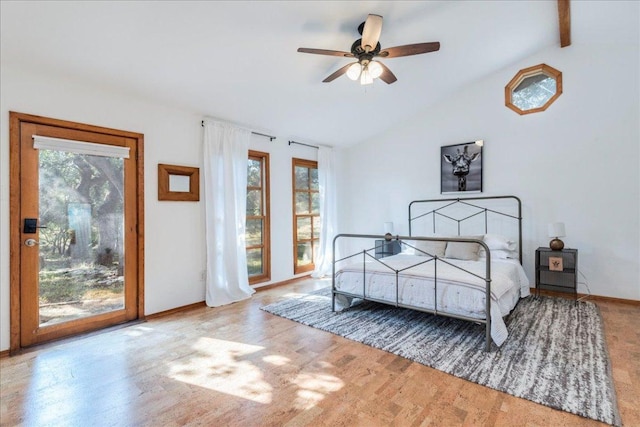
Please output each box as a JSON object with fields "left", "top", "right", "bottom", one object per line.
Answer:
{"left": 408, "top": 195, "right": 523, "bottom": 263}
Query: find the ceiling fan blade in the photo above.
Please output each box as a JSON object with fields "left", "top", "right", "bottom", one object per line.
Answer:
{"left": 322, "top": 63, "right": 353, "bottom": 83}
{"left": 377, "top": 62, "right": 397, "bottom": 84}
{"left": 297, "top": 47, "right": 354, "bottom": 57}
{"left": 361, "top": 14, "right": 383, "bottom": 53}
{"left": 378, "top": 42, "right": 440, "bottom": 58}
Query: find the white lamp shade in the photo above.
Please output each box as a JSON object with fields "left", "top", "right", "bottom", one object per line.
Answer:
{"left": 548, "top": 222, "right": 566, "bottom": 238}
{"left": 346, "top": 62, "right": 362, "bottom": 81}
{"left": 384, "top": 222, "right": 394, "bottom": 234}
{"left": 368, "top": 61, "right": 383, "bottom": 79}
{"left": 360, "top": 68, "right": 373, "bottom": 85}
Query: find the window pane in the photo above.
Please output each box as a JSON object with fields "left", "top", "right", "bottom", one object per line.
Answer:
{"left": 512, "top": 75, "right": 556, "bottom": 110}
{"left": 247, "top": 151, "right": 270, "bottom": 282}
{"left": 311, "top": 192, "right": 320, "bottom": 214}
{"left": 293, "top": 159, "right": 318, "bottom": 273}
{"left": 247, "top": 159, "right": 261, "bottom": 187}
{"left": 246, "top": 219, "right": 263, "bottom": 246}
{"left": 295, "top": 192, "right": 310, "bottom": 214}
{"left": 295, "top": 166, "right": 309, "bottom": 190}
{"left": 38, "top": 150, "right": 124, "bottom": 325}
{"left": 297, "top": 217, "right": 312, "bottom": 240}
{"left": 297, "top": 242, "right": 312, "bottom": 266}
{"left": 246, "top": 189, "right": 262, "bottom": 216}
{"left": 247, "top": 248, "right": 263, "bottom": 276}
{"left": 313, "top": 216, "right": 322, "bottom": 239}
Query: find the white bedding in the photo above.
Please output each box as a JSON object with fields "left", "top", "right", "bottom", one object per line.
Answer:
{"left": 333, "top": 253, "right": 530, "bottom": 346}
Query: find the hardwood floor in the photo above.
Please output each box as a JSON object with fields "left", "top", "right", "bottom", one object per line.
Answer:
{"left": 1, "top": 279, "right": 638, "bottom": 426}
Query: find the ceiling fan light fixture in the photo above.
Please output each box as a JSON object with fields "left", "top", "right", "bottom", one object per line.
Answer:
{"left": 346, "top": 62, "right": 362, "bottom": 81}
{"left": 360, "top": 68, "right": 373, "bottom": 85}
{"left": 368, "top": 61, "right": 383, "bottom": 79}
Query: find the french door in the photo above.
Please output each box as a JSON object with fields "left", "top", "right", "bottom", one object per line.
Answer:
{"left": 9, "top": 112, "right": 144, "bottom": 351}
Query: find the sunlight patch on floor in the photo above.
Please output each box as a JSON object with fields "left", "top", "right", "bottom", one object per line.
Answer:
{"left": 166, "top": 337, "right": 345, "bottom": 408}
{"left": 262, "top": 354, "right": 291, "bottom": 366}
{"left": 167, "top": 337, "right": 272, "bottom": 404}
{"left": 291, "top": 372, "right": 344, "bottom": 410}
{"left": 124, "top": 325, "right": 154, "bottom": 337}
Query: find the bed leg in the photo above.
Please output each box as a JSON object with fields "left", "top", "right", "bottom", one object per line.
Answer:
{"left": 485, "top": 323, "right": 491, "bottom": 352}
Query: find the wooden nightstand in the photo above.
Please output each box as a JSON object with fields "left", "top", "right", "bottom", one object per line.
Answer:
{"left": 535, "top": 247, "right": 578, "bottom": 300}
{"left": 374, "top": 240, "right": 401, "bottom": 259}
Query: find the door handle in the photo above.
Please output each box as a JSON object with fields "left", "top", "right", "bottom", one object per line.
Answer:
{"left": 24, "top": 238, "right": 39, "bottom": 247}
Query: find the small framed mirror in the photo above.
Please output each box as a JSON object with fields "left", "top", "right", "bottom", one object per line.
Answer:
{"left": 505, "top": 63, "right": 562, "bottom": 115}
{"left": 158, "top": 164, "right": 200, "bottom": 201}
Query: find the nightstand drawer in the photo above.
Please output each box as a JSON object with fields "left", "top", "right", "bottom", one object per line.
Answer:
{"left": 539, "top": 270, "right": 575, "bottom": 289}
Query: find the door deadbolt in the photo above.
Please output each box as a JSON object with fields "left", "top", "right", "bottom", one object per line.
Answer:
{"left": 24, "top": 239, "right": 39, "bottom": 247}
{"left": 24, "top": 218, "right": 47, "bottom": 234}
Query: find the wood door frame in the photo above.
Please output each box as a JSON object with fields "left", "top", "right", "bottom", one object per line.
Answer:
{"left": 9, "top": 111, "right": 145, "bottom": 353}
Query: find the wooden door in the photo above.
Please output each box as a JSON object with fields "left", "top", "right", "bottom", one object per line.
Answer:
{"left": 9, "top": 112, "right": 145, "bottom": 351}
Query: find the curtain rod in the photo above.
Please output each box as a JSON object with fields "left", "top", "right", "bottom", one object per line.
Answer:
{"left": 200, "top": 121, "right": 276, "bottom": 141}
{"left": 288, "top": 140, "right": 319, "bottom": 149}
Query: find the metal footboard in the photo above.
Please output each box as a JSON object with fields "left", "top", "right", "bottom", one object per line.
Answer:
{"left": 332, "top": 234, "right": 493, "bottom": 352}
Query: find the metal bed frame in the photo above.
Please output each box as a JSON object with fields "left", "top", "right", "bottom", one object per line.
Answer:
{"left": 331, "top": 195, "right": 522, "bottom": 352}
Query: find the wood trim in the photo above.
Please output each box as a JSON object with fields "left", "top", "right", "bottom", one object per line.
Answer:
{"left": 8, "top": 111, "right": 145, "bottom": 351}
{"left": 505, "top": 63, "right": 563, "bottom": 115}
{"left": 137, "top": 136, "right": 146, "bottom": 318}
{"left": 158, "top": 164, "right": 200, "bottom": 201}
{"left": 253, "top": 274, "right": 312, "bottom": 292}
{"left": 144, "top": 275, "right": 314, "bottom": 319}
{"left": 9, "top": 113, "right": 22, "bottom": 353}
{"left": 0, "top": 349, "right": 10, "bottom": 359}
{"left": 558, "top": 0, "right": 571, "bottom": 48}
{"left": 532, "top": 288, "right": 640, "bottom": 306}
{"left": 145, "top": 302, "right": 207, "bottom": 320}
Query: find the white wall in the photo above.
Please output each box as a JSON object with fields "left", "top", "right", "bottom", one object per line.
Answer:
{"left": 0, "top": 64, "right": 315, "bottom": 351}
{"left": 339, "top": 43, "right": 640, "bottom": 301}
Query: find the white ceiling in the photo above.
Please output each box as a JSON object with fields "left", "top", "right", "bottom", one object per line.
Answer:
{"left": 1, "top": 1, "right": 636, "bottom": 147}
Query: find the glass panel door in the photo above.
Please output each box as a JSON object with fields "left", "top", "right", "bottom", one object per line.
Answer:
{"left": 38, "top": 149, "right": 125, "bottom": 326}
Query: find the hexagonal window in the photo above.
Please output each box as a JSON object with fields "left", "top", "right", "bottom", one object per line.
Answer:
{"left": 505, "top": 64, "right": 562, "bottom": 115}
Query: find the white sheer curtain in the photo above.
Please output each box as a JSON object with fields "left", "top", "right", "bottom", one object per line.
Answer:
{"left": 202, "top": 119, "right": 255, "bottom": 306}
{"left": 312, "top": 146, "right": 338, "bottom": 278}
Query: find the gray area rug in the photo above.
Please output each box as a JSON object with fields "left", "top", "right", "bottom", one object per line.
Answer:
{"left": 261, "top": 288, "right": 621, "bottom": 426}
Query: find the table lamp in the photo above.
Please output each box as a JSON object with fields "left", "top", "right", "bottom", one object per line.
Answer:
{"left": 384, "top": 222, "right": 394, "bottom": 241}
{"left": 548, "top": 222, "right": 566, "bottom": 251}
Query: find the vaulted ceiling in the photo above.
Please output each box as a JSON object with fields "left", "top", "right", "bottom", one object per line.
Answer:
{"left": 0, "top": 1, "right": 635, "bottom": 147}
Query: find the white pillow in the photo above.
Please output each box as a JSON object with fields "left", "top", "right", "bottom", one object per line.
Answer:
{"left": 478, "top": 234, "right": 517, "bottom": 258}
{"left": 400, "top": 240, "right": 416, "bottom": 255}
{"left": 478, "top": 249, "right": 519, "bottom": 260}
{"left": 413, "top": 239, "right": 447, "bottom": 257}
{"left": 444, "top": 235, "right": 483, "bottom": 261}
{"left": 483, "top": 234, "right": 517, "bottom": 251}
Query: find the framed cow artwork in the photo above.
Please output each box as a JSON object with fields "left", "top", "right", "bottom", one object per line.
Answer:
{"left": 441, "top": 140, "right": 483, "bottom": 194}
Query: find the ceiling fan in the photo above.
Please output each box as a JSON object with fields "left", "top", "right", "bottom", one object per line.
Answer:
{"left": 297, "top": 14, "right": 440, "bottom": 85}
